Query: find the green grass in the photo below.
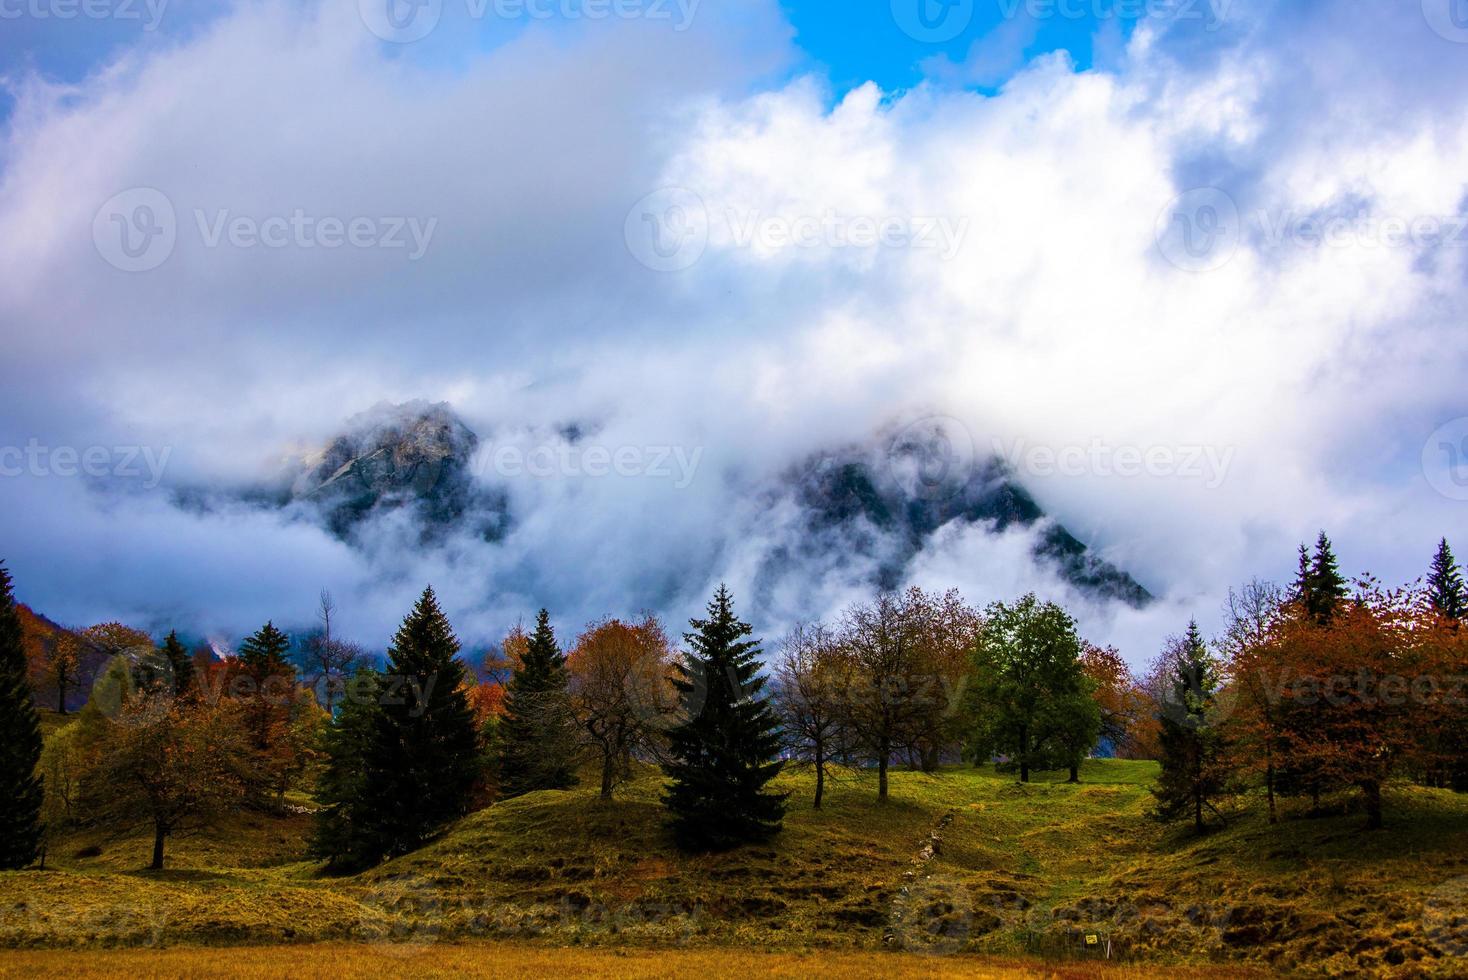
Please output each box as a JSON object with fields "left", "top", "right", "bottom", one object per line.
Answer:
{"left": 2, "top": 760, "right": 1464, "bottom": 978}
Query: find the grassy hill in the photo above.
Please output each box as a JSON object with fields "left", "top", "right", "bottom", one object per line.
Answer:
{"left": 1, "top": 751, "right": 1464, "bottom": 977}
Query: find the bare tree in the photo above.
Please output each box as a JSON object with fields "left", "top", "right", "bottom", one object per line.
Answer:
{"left": 301, "top": 590, "right": 362, "bottom": 713}
{"left": 773, "top": 623, "right": 847, "bottom": 808}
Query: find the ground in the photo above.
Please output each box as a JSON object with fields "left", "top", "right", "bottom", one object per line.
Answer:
{"left": 2, "top": 719, "right": 1465, "bottom": 977}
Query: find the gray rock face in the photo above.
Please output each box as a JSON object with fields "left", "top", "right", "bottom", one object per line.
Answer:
{"left": 288, "top": 400, "right": 504, "bottom": 541}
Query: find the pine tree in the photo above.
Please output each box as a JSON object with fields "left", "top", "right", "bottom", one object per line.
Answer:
{"left": 160, "top": 630, "right": 195, "bottom": 697}
{"left": 1152, "top": 621, "right": 1233, "bottom": 834}
{"left": 1307, "top": 532, "right": 1348, "bottom": 625}
{"left": 0, "top": 561, "right": 43, "bottom": 868}
{"left": 357, "top": 587, "right": 480, "bottom": 861}
{"left": 1291, "top": 544, "right": 1313, "bottom": 607}
{"left": 236, "top": 621, "right": 295, "bottom": 751}
{"left": 1428, "top": 539, "right": 1467, "bottom": 622}
{"left": 310, "top": 667, "right": 381, "bottom": 869}
{"left": 498, "top": 609, "right": 577, "bottom": 797}
{"left": 663, "top": 586, "right": 786, "bottom": 850}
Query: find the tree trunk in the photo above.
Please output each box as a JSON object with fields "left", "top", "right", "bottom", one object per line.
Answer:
{"left": 1266, "top": 755, "right": 1277, "bottom": 825}
{"left": 150, "top": 825, "right": 166, "bottom": 871}
{"left": 878, "top": 735, "right": 890, "bottom": 801}
{"left": 1019, "top": 725, "right": 1030, "bottom": 783}
{"left": 813, "top": 745, "right": 824, "bottom": 810}
{"left": 600, "top": 752, "right": 614, "bottom": 800}
{"left": 57, "top": 673, "right": 68, "bottom": 715}
{"left": 1194, "top": 792, "right": 1204, "bottom": 834}
{"left": 1068, "top": 763, "right": 1079, "bottom": 784}
{"left": 1363, "top": 780, "right": 1383, "bottom": 830}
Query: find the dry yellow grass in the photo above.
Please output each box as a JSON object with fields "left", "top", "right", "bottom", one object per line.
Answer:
{"left": 0, "top": 942, "right": 1264, "bottom": 979}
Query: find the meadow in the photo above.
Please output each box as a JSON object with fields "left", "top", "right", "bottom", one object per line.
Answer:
{"left": 2, "top": 731, "right": 1464, "bottom": 978}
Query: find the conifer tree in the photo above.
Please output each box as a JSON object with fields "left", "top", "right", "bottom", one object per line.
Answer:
{"left": 358, "top": 587, "right": 480, "bottom": 861}
{"left": 236, "top": 621, "right": 295, "bottom": 751}
{"left": 1152, "top": 621, "right": 1233, "bottom": 834}
{"left": 160, "top": 630, "right": 195, "bottom": 697}
{"left": 663, "top": 586, "right": 786, "bottom": 850}
{"left": 1427, "top": 539, "right": 1466, "bottom": 622}
{"left": 498, "top": 609, "right": 577, "bottom": 797}
{"left": 1306, "top": 532, "right": 1348, "bottom": 625}
{"left": 310, "top": 668, "right": 381, "bottom": 869}
{"left": 0, "top": 561, "right": 43, "bottom": 869}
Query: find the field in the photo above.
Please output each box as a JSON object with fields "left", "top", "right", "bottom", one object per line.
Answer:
{"left": 1, "top": 718, "right": 1465, "bottom": 977}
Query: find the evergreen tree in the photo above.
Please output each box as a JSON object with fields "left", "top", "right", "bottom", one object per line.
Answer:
{"left": 1291, "top": 544, "right": 1313, "bottom": 607}
{"left": 309, "top": 668, "right": 381, "bottom": 869}
{"left": 160, "top": 630, "right": 195, "bottom": 697}
{"left": 357, "top": 587, "right": 480, "bottom": 861}
{"left": 1427, "top": 538, "right": 1467, "bottom": 622}
{"left": 1306, "top": 532, "right": 1348, "bottom": 625}
{"left": 1152, "top": 621, "right": 1234, "bottom": 834}
{"left": 662, "top": 586, "right": 786, "bottom": 851}
{"left": 498, "top": 609, "right": 578, "bottom": 797}
{"left": 0, "top": 561, "right": 43, "bottom": 868}
{"left": 236, "top": 621, "right": 296, "bottom": 752}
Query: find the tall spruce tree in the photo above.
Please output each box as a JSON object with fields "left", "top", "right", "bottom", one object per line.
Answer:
{"left": 357, "top": 587, "right": 480, "bottom": 861}
{"left": 310, "top": 667, "right": 381, "bottom": 869}
{"left": 1306, "top": 532, "right": 1348, "bottom": 625}
{"left": 160, "top": 630, "right": 195, "bottom": 697}
{"left": 1428, "top": 539, "right": 1467, "bottom": 622}
{"left": 498, "top": 609, "right": 577, "bottom": 797}
{"left": 1152, "top": 621, "right": 1233, "bottom": 834}
{"left": 0, "top": 561, "right": 43, "bottom": 868}
{"left": 663, "top": 586, "right": 786, "bottom": 851}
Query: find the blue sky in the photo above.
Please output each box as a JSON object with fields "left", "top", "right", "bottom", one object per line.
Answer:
{"left": 0, "top": 0, "right": 1143, "bottom": 123}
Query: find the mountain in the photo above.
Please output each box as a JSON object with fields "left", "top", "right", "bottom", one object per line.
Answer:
{"left": 786, "top": 425, "right": 1152, "bottom": 607}
{"left": 269, "top": 403, "right": 1152, "bottom": 608}
{"left": 282, "top": 400, "right": 507, "bottom": 542}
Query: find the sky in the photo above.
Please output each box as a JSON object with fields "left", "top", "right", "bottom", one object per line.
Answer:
{"left": 1, "top": 0, "right": 1466, "bottom": 666}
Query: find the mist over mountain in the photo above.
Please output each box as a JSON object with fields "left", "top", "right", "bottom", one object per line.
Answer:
{"left": 220, "top": 403, "right": 1151, "bottom": 644}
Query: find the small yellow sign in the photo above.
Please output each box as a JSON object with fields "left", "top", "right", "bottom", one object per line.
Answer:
{"left": 1085, "top": 934, "right": 1099, "bottom": 946}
